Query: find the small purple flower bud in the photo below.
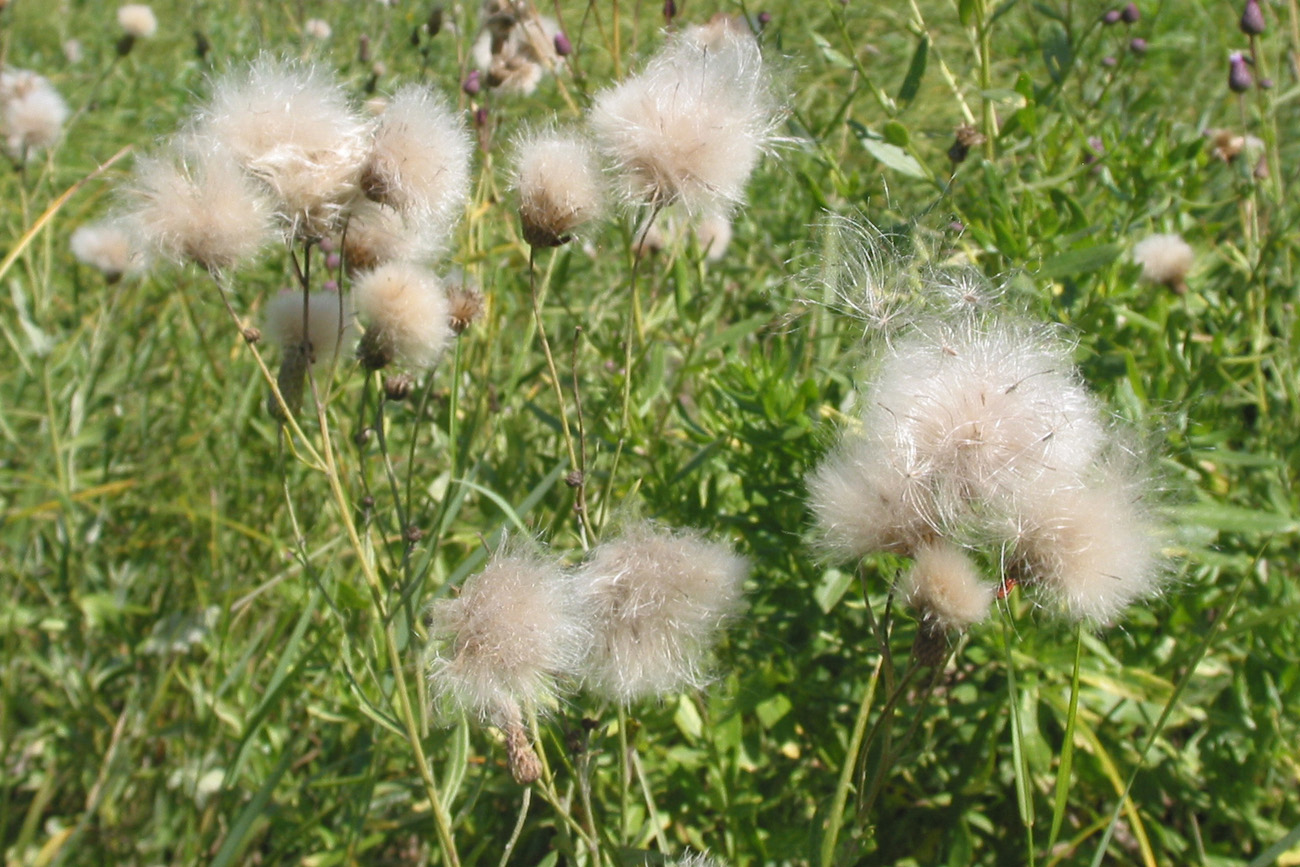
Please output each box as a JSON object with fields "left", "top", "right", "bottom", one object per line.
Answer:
{"left": 1103, "top": 9, "right": 1122, "bottom": 24}
{"left": 1120, "top": 2, "right": 1140, "bottom": 23}
{"left": 1240, "top": 0, "right": 1266, "bottom": 35}
{"left": 462, "top": 69, "right": 481, "bottom": 96}
{"left": 326, "top": 252, "right": 341, "bottom": 270}
{"left": 475, "top": 106, "right": 489, "bottom": 128}
{"left": 1260, "top": 76, "right": 1274, "bottom": 89}
{"left": 663, "top": 0, "right": 677, "bottom": 23}
{"left": 1102, "top": 55, "right": 1118, "bottom": 67}
{"left": 553, "top": 31, "right": 573, "bottom": 56}
{"left": 758, "top": 11, "right": 772, "bottom": 27}
{"left": 1228, "top": 51, "right": 1254, "bottom": 92}
{"left": 319, "top": 236, "right": 336, "bottom": 254}
{"left": 1129, "top": 37, "right": 1148, "bottom": 55}
{"left": 323, "top": 280, "right": 339, "bottom": 293}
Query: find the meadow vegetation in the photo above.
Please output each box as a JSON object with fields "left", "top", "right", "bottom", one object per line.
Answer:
{"left": 2, "top": 0, "right": 1299, "bottom": 865}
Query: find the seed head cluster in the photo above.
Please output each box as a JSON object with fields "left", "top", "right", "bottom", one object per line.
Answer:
{"left": 428, "top": 523, "right": 749, "bottom": 736}
{"left": 809, "top": 260, "right": 1167, "bottom": 627}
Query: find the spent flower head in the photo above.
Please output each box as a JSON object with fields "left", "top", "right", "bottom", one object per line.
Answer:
{"left": 70, "top": 220, "right": 142, "bottom": 282}
{"left": 194, "top": 56, "right": 370, "bottom": 237}
{"left": 1132, "top": 232, "right": 1193, "bottom": 293}
{"left": 361, "top": 84, "right": 472, "bottom": 231}
{"left": 427, "top": 543, "right": 586, "bottom": 725}
{"left": 589, "top": 20, "right": 781, "bottom": 216}
{"left": 573, "top": 522, "right": 748, "bottom": 703}
{"left": 0, "top": 68, "right": 68, "bottom": 159}
{"left": 353, "top": 262, "right": 453, "bottom": 370}
{"left": 512, "top": 127, "right": 605, "bottom": 247}
{"left": 117, "top": 4, "right": 157, "bottom": 38}
{"left": 120, "top": 135, "right": 275, "bottom": 271}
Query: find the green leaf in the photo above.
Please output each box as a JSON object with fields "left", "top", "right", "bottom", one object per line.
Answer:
{"left": 755, "top": 694, "right": 793, "bottom": 730}
{"left": 959, "top": 0, "right": 978, "bottom": 26}
{"left": 1040, "top": 21, "right": 1072, "bottom": 83}
{"left": 897, "top": 36, "right": 929, "bottom": 105}
{"left": 815, "top": 567, "right": 853, "bottom": 614}
{"left": 810, "top": 32, "right": 854, "bottom": 70}
{"left": 850, "top": 123, "right": 928, "bottom": 179}
{"left": 1038, "top": 243, "right": 1122, "bottom": 280}
{"left": 1173, "top": 503, "right": 1299, "bottom": 535}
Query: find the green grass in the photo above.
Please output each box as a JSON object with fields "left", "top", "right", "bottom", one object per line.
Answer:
{"left": 2, "top": 0, "right": 1299, "bottom": 865}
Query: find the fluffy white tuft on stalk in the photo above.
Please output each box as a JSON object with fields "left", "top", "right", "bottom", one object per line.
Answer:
{"left": 427, "top": 544, "right": 586, "bottom": 724}
{"left": 512, "top": 127, "right": 604, "bottom": 247}
{"left": 1014, "top": 464, "right": 1164, "bottom": 623}
{"left": 472, "top": 1, "right": 564, "bottom": 95}
{"left": 866, "top": 318, "right": 1105, "bottom": 521}
{"left": 807, "top": 432, "right": 937, "bottom": 559}
{"left": 117, "top": 5, "right": 157, "bottom": 38}
{"left": 120, "top": 136, "right": 275, "bottom": 271}
{"left": 303, "top": 18, "right": 331, "bottom": 40}
{"left": 352, "top": 262, "right": 452, "bottom": 369}
{"left": 70, "top": 220, "right": 142, "bottom": 281}
{"left": 263, "top": 289, "right": 356, "bottom": 370}
{"left": 588, "top": 21, "right": 780, "bottom": 216}
{"left": 341, "top": 200, "right": 448, "bottom": 272}
{"left": 361, "top": 84, "right": 471, "bottom": 231}
{"left": 572, "top": 522, "right": 748, "bottom": 703}
{"left": 899, "top": 540, "right": 995, "bottom": 631}
{"left": 194, "top": 57, "right": 369, "bottom": 237}
{"left": 1132, "top": 233, "right": 1193, "bottom": 291}
{"left": 0, "top": 68, "right": 69, "bottom": 159}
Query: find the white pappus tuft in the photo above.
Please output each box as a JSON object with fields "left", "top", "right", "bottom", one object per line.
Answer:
{"left": 572, "top": 522, "right": 748, "bottom": 704}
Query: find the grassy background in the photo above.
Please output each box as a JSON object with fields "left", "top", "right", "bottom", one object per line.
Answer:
{"left": 2, "top": 0, "right": 1299, "bottom": 864}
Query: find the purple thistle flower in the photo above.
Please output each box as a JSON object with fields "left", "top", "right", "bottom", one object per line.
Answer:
{"left": 1120, "top": 2, "right": 1140, "bottom": 23}
{"left": 462, "top": 69, "right": 481, "bottom": 96}
{"left": 1129, "top": 37, "right": 1148, "bottom": 55}
{"left": 1103, "top": 9, "right": 1122, "bottom": 24}
{"left": 553, "top": 31, "right": 573, "bottom": 57}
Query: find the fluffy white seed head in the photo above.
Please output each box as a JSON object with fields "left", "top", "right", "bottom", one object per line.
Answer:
{"left": 361, "top": 85, "right": 471, "bottom": 231}
{"left": 589, "top": 24, "right": 779, "bottom": 215}
{"left": 117, "top": 4, "right": 157, "bottom": 38}
{"left": 70, "top": 220, "right": 141, "bottom": 280}
{"left": 120, "top": 136, "right": 275, "bottom": 271}
{"left": 1014, "top": 469, "right": 1164, "bottom": 624}
{"left": 899, "top": 540, "right": 995, "bottom": 631}
{"left": 809, "top": 316, "right": 1107, "bottom": 559}
{"left": 473, "top": 3, "right": 563, "bottom": 95}
{"left": 427, "top": 545, "right": 586, "bottom": 725}
{"left": 352, "top": 262, "right": 452, "bottom": 369}
{"left": 303, "top": 18, "right": 332, "bottom": 40}
{"left": 807, "top": 432, "right": 937, "bottom": 559}
{"left": 341, "top": 200, "right": 448, "bottom": 272}
{"left": 0, "top": 69, "right": 68, "bottom": 159}
{"left": 513, "top": 128, "right": 604, "bottom": 247}
{"left": 573, "top": 523, "right": 748, "bottom": 704}
{"left": 263, "top": 289, "right": 356, "bottom": 370}
{"left": 195, "top": 57, "right": 370, "bottom": 237}
{"left": 865, "top": 318, "right": 1105, "bottom": 524}
{"left": 1132, "top": 233, "right": 1193, "bottom": 289}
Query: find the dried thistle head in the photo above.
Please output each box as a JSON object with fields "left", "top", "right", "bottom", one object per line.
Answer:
{"left": 427, "top": 542, "right": 586, "bottom": 725}
{"left": 193, "top": 56, "right": 370, "bottom": 238}
{"left": 589, "top": 22, "right": 781, "bottom": 216}
{"left": 353, "top": 262, "right": 452, "bottom": 370}
{"left": 572, "top": 522, "right": 748, "bottom": 703}
{"left": 512, "top": 128, "right": 604, "bottom": 247}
